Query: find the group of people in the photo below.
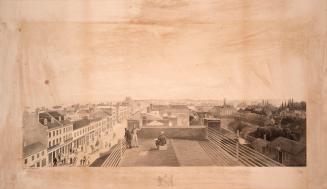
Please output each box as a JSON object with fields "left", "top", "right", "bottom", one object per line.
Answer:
{"left": 124, "top": 126, "right": 140, "bottom": 148}
{"left": 52, "top": 149, "right": 90, "bottom": 167}
{"left": 53, "top": 152, "right": 69, "bottom": 167}
{"left": 124, "top": 127, "right": 167, "bottom": 150}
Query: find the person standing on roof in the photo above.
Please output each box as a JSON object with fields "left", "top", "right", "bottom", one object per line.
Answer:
{"left": 131, "top": 126, "right": 140, "bottom": 148}
{"left": 124, "top": 128, "right": 132, "bottom": 148}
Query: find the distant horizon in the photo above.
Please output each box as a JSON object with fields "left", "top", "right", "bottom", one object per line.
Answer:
{"left": 25, "top": 96, "right": 306, "bottom": 110}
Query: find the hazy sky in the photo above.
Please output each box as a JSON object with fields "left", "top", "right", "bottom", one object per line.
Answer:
{"left": 18, "top": 2, "right": 312, "bottom": 108}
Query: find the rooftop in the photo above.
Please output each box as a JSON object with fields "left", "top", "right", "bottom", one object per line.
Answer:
{"left": 73, "top": 119, "right": 91, "bottom": 130}
{"left": 142, "top": 113, "right": 162, "bottom": 121}
{"left": 195, "top": 106, "right": 214, "bottom": 113}
{"left": 269, "top": 137, "right": 306, "bottom": 155}
{"left": 48, "top": 111, "right": 63, "bottom": 117}
{"left": 90, "top": 109, "right": 111, "bottom": 119}
{"left": 252, "top": 138, "right": 269, "bottom": 148}
{"left": 46, "top": 122, "right": 61, "bottom": 130}
{"left": 119, "top": 138, "right": 214, "bottom": 166}
{"left": 147, "top": 120, "right": 164, "bottom": 127}
{"left": 23, "top": 142, "right": 46, "bottom": 157}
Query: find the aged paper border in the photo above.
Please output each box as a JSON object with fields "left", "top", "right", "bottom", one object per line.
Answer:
{"left": 0, "top": 1, "right": 326, "bottom": 189}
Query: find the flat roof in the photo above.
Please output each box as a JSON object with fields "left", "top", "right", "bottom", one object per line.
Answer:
{"left": 119, "top": 138, "right": 214, "bottom": 166}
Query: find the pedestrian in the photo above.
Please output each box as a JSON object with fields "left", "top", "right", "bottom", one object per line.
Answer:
{"left": 83, "top": 156, "right": 86, "bottom": 166}
{"left": 53, "top": 157, "right": 57, "bottom": 167}
{"left": 69, "top": 153, "right": 73, "bottom": 165}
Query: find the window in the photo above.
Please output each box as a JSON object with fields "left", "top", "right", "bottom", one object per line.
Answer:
{"left": 49, "top": 141, "right": 51, "bottom": 147}
{"left": 49, "top": 132, "right": 51, "bottom": 138}
{"left": 42, "top": 151, "right": 44, "bottom": 156}
{"left": 56, "top": 130, "right": 59, "bottom": 135}
{"left": 53, "top": 140, "right": 55, "bottom": 145}
{"left": 24, "top": 159, "right": 27, "bottom": 164}
{"left": 31, "top": 156, "right": 34, "bottom": 161}
{"left": 53, "top": 131, "right": 55, "bottom": 136}
{"left": 37, "top": 153, "right": 39, "bottom": 158}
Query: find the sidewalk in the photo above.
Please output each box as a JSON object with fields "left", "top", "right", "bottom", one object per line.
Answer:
{"left": 86, "top": 120, "right": 127, "bottom": 166}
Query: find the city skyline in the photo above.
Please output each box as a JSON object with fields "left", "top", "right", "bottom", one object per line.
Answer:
{"left": 25, "top": 97, "right": 306, "bottom": 110}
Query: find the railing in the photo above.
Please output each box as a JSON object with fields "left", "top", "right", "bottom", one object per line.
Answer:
{"left": 202, "top": 127, "right": 283, "bottom": 167}
{"left": 101, "top": 139, "right": 127, "bottom": 167}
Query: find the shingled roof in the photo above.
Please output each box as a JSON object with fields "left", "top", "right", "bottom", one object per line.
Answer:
{"left": 23, "top": 142, "right": 46, "bottom": 158}
{"left": 73, "top": 119, "right": 91, "bottom": 130}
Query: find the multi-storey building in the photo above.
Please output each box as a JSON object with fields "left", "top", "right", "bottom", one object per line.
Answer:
{"left": 39, "top": 111, "right": 73, "bottom": 165}
{"left": 143, "top": 104, "right": 190, "bottom": 127}
{"left": 96, "top": 106, "right": 116, "bottom": 125}
{"left": 23, "top": 101, "right": 133, "bottom": 167}
{"left": 72, "top": 115, "right": 112, "bottom": 154}
{"left": 72, "top": 118, "right": 91, "bottom": 152}
{"left": 23, "top": 142, "right": 47, "bottom": 168}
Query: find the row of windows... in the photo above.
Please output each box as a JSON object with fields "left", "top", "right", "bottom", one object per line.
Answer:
{"left": 48, "top": 126, "right": 73, "bottom": 138}
{"left": 24, "top": 151, "right": 45, "bottom": 164}
{"left": 73, "top": 120, "right": 109, "bottom": 138}
{"left": 48, "top": 137, "right": 62, "bottom": 148}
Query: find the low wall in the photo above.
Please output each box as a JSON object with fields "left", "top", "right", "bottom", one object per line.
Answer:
{"left": 138, "top": 126, "right": 208, "bottom": 140}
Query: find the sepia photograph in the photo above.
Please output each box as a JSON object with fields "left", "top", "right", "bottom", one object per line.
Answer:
{"left": 23, "top": 98, "right": 306, "bottom": 167}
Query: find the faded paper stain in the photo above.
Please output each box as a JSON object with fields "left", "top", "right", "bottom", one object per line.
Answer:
{"left": 0, "top": 0, "right": 326, "bottom": 189}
